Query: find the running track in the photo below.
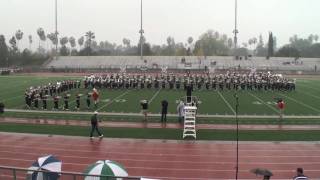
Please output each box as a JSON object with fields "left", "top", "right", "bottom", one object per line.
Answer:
{"left": 0, "top": 132, "right": 320, "bottom": 180}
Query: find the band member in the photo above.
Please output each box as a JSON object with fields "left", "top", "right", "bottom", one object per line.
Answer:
{"left": 63, "top": 93, "right": 70, "bottom": 110}
{"left": 34, "top": 94, "right": 39, "bottom": 109}
{"left": 25, "top": 90, "right": 31, "bottom": 109}
{"left": 42, "top": 95, "right": 48, "bottom": 110}
{"left": 53, "top": 95, "right": 59, "bottom": 110}
{"left": 75, "top": 94, "right": 81, "bottom": 110}
{"left": 86, "top": 92, "right": 91, "bottom": 109}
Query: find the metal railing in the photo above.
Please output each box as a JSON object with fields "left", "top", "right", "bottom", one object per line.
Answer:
{"left": 0, "top": 166, "right": 142, "bottom": 180}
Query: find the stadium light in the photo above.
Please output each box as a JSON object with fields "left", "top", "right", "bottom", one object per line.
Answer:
{"left": 233, "top": 0, "right": 239, "bottom": 53}
{"left": 55, "top": 0, "right": 58, "bottom": 60}
{"left": 139, "top": 0, "right": 144, "bottom": 61}
{"left": 234, "top": 1, "right": 239, "bottom": 179}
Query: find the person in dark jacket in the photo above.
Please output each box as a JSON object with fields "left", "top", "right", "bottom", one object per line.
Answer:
{"left": 75, "top": 94, "right": 81, "bottom": 110}
{"left": 161, "top": 100, "right": 168, "bottom": 123}
{"left": 90, "top": 111, "right": 103, "bottom": 139}
{"left": 86, "top": 92, "right": 91, "bottom": 109}
{"left": 293, "top": 168, "right": 308, "bottom": 180}
{"left": 140, "top": 100, "right": 148, "bottom": 122}
{"left": 0, "top": 102, "right": 4, "bottom": 114}
{"left": 186, "top": 83, "right": 193, "bottom": 103}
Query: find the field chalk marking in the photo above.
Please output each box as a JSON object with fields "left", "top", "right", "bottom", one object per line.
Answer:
{"left": 148, "top": 89, "right": 161, "bottom": 105}
{"left": 97, "top": 90, "right": 130, "bottom": 111}
{"left": 217, "top": 91, "right": 236, "bottom": 115}
{"left": 298, "top": 84, "right": 320, "bottom": 100}
{"left": 298, "top": 82, "right": 320, "bottom": 92}
{"left": 277, "top": 93, "right": 320, "bottom": 114}
{"left": 248, "top": 92, "right": 278, "bottom": 113}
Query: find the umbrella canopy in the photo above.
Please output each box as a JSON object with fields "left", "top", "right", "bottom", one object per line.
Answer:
{"left": 31, "top": 155, "right": 62, "bottom": 172}
{"left": 84, "top": 160, "right": 128, "bottom": 180}
{"left": 27, "top": 155, "right": 62, "bottom": 180}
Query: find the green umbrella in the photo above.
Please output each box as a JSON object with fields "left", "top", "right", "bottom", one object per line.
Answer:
{"left": 251, "top": 168, "right": 273, "bottom": 179}
{"left": 84, "top": 160, "right": 128, "bottom": 180}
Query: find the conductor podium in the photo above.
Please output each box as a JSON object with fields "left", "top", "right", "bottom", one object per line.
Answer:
{"left": 183, "top": 105, "right": 197, "bottom": 139}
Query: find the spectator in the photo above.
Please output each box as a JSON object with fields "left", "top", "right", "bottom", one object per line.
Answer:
{"left": 90, "top": 111, "right": 103, "bottom": 139}
{"left": 140, "top": 100, "right": 149, "bottom": 122}
{"left": 161, "top": 100, "right": 168, "bottom": 123}
{"left": 293, "top": 168, "right": 308, "bottom": 180}
{"left": 177, "top": 101, "right": 185, "bottom": 123}
{"left": 0, "top": 102, "right": 4, "bottom": 114}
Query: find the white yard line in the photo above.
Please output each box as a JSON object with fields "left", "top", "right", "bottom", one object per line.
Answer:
{"left": 298, "top": 83, "right": 320, "bottom": 92}
{"left": 217, "top": 91, "right": 236, "bottom": 115}
{"left": 97, "top": 90, "right": 130, "bottom": 111}
{"left": 277, "top": 93, "right": 320, "bottom": 114}
{"left": 248, "top": 92, "right": 278, "bottom": 113}
{"left": 298, "top": 84, "right": 320, "bottom": 99}
{"left": 299, "top": 91, "right": 320, "bottom": 100}
{"left": 148, "top": 89, "right": 161, "bottom": 105}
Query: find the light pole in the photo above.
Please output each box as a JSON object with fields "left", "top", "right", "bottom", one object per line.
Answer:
{"left": 235, "top": 92, "right": 239, "bottom": 180}
{"left": 55, "top": 0, "right": 58, "bottom": 60}
{"left": 233, "top": 0, "right": 239, "bottom": 56}
{"left": 139, "top": 0, "right": 144, "bottom": 61}
{"left": 234, "top": 1, "right": 239, "bottom": 178}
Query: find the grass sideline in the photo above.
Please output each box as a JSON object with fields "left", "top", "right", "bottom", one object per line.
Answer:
{"left": 2, "top": 111, "right": 320, "bottom": 125}
{"left": 1, "top": 123, "right": 320, "bottom": 141}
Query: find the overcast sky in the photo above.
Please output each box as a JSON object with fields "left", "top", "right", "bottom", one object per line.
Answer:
{"left": 1, "top": 0, "right": 319, "bottom": 50}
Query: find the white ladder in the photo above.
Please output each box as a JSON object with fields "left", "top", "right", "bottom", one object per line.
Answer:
{"left": 183, "top": 106, "right": 197, "bottom": 139}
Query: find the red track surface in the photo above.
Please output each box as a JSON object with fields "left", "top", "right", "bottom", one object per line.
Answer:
{"left": 0, "top": 132, "right": 320, "bottom": 180}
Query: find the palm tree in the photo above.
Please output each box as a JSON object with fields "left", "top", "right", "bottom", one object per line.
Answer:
{"left": 308, "top": 34, "right": 314, "bottom": 44}
{"left": 248, "top": 39, "right": 253, "bottom": 49}
{"left": 122, "top": 38, "right": 131, "bottom": 48}
{"left": 60, "top": 37, "right": 69, "bottom": 46}
{"left": 85, "top": 31, "right": 95, "bottom": 47}
{"left": 85, "top": 31, "right": 95, "bottom": 55}
{"left": 187, "top": 37, "right": 193, "bottom": 46}
{"left": 69, "top": 36, "right": 76, "bottom": 55}
{"left": 37, "top": 28, "right": 46, "bottom": 51}
{"left": 252, "top": 37, "right": 257, "bottom": 55}
{"left": 227, "top": 38, "right": 233, "bottom": 49}
{"left": 9, "top": 36, "right": 17, "bottom": 52}
{"left": 15, "top": 29, "right": 23, "bottom": 51}
{"left": 28, "top": 35, "right": 33, "bottom": 50}
{"left": 47, "top": 33, "right": 58, "bottom": 50}
{"left": 314, "top": 35, "right": 319, "bottom": 43}
{"left": 78, "top": 36, "right": 84, "bottom": 49}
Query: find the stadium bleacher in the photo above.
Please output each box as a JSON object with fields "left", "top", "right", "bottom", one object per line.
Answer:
{"left": 45, "top": 56, "right": 320, "bottom": 72}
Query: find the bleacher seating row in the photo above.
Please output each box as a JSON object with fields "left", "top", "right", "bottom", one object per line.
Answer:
{"left": 45, "top": 56, "right": 320, "bottom": 72}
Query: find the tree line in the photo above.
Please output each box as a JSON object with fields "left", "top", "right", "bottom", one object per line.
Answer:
{"left": 0, "top": 28, "right": 320, "bottom": 67}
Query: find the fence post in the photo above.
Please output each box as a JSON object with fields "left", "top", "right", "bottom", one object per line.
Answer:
{"left": 13, "top": 169, "right": 17, "bottom": 180}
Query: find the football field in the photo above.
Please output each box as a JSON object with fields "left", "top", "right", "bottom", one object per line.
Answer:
{"left": 1, "top": 75, "right": 320, "bottom": 116}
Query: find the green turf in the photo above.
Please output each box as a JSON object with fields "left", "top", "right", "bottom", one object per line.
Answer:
{"left": 1, "top": 123, "right": 320, "bottom": 141}
{"left": 1, "top": 75, "right": 320, "bottom": 119}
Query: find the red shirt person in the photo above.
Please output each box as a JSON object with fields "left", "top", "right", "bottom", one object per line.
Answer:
{"left": 278, "top": 100, "right": 285, "bottom": 110}
{"left": 92, "top": 88, "right": 99, "bottom": 108}
{"left": 277, "top": 99, "right": 285, "bottom": 120}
